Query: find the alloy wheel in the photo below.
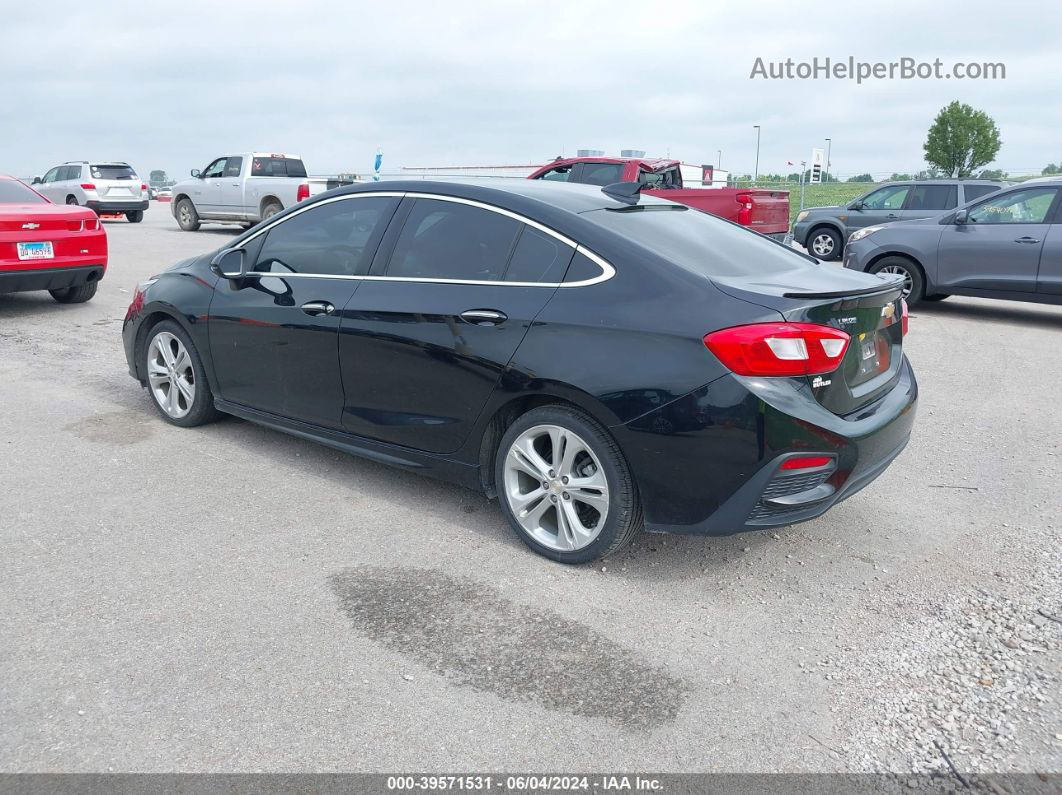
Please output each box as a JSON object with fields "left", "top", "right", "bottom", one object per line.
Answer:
{"left": 877, "top": 264, "right": 913, "bottom": 297}
{"left": 811, "top": 233, "right": 835, "bottom": 257}
{"left": 502, "top": 424, "right": 609, "bottom": 552}
{"left": 147, "top": 331, "right": 196, "bottom": 419}
{"left": 178, "top": 203, "right": 192, "bottom": 225}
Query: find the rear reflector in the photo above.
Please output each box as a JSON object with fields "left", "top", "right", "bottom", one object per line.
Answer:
{"left": 780, "top": 455, "right": 834, "bottom": 471}
{"left": 901, "top": 298, "right": 909, "bottom": 336}
{"left": 704, "top": 323, "right": 851, "bottom": 377}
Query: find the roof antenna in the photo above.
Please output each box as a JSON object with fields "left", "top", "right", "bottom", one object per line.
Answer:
{"left": 601, "top": 181, "right": 643, "bottom": 205}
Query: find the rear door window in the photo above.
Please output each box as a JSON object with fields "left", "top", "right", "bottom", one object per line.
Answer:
{"left": 904, "top": 184, "right": 957, "bottom": 211}
{"left": 386, "top": 199, "right": 521, "bottom": 281}
{"left": 254, "top": 196, "right": 399, "bottom": 277}
{"left": 962, "top": 184, "right": 1003, "bottom": 203}
{"left": 575, "top": 162, "right": 625, "bottom": 186}
{"left": 503, "top": 225, "right": 574, "bottom": 283}
{"left": 639, "top": 167, "right": 682, "bottom": 189}
{"left": 251, "top": 157, "right": 308, "bottom": 178}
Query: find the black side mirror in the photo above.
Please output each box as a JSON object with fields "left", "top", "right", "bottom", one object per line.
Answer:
{"left": 190, "top": 168, "right": 201, "bottom": 178}
{"left": 210, "top": 248, "right": 247, "bottom": 279}
{"left": 954, "top": 209, "right": 969, "bottom": 225}
{"left": 31, "top": 177, "right": 42, "bottom": 185}
{"left": 849, "top": 200, "right": 865, "bottom": 210}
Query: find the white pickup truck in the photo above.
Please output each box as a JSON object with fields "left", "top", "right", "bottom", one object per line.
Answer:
{"left": 170, "top": 152, "right": 359, "bottom": 231}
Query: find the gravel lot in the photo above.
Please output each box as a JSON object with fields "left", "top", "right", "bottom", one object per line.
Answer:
{"left": 1, "top": 208, "right": 1059, "bottom": 776}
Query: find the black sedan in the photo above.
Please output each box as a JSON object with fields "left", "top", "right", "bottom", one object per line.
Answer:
{"left": 123, "top": 179, "right": 918, "bottom": 564}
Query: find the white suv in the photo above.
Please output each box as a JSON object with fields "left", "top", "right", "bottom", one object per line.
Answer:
{"left": 33, "top": 161, "right": 149, "bottom": 223}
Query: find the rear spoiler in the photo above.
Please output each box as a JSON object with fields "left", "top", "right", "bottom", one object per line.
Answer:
{"left": 782, "top": 276, "right": 905, "bottom": 299}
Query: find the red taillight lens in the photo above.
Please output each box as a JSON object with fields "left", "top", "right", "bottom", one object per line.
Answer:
{"left": 296, "top": 182, "right": 310, "bottom": 202}
{"left": 84, "top": 217, "right": 99, "bottom": 231}
{"left": 901, "top": 298, "right": 909, "bottom": 336}
{"left": 780, "top": 455, "right": 834, "bottom": 471}
{"left": 141, "top": 183, "right": 148, "bottom": 192}
{"left": 704, "top": 323, "right": 850, "bottom": 377}
{"left": 80, "top": 183, "right": 96, "bottom": 191}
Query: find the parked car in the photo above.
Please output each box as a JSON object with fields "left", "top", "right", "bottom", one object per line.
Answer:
{"left": 32, "top": 161, "right": 149, "bottom": 223}
{"left": 170, "top": 153, "right": 357, "bottom": 231}
{"left": 844, "top": 179, "right": 1062, "bottom": 307}
{"left": 793, "top": 180, "right": 1007, "bottom": 260}
{"left": 527, "top": 157, "right": 790, "bottom": 239}
{"left": 156, "top": 186, "right": 173, "bottom": 201}
{"left": 123, "top": 180, "right": 916, "bottom": 564}
{"left": 0, "top": 176, "right": 107, "bottom": 303}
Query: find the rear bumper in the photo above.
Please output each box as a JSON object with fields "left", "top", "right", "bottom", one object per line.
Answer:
{"left": 613, "top": 357, "right": 918, "bottom": 535}
{"left": 0, "top": 265, "right": 106, "bottom": 294}
{"left": 87, "top": 200, "right": 148, "bottom": 214}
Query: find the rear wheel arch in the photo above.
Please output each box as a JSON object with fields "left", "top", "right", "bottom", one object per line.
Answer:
{"left": 260, "top": 196, "right": 283, "bottom": 218}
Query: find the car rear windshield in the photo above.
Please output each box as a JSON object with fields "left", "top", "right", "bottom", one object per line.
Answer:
{"left": 0, "top": 180, "right": 46, "bottom": 203}
{"left": 251, "top": 157, "right": 308, "bottom": 178}
{"left": 91, "top": 165, "right": 137, "bottom": 180}
{"left": 583, "top": 205, "right": 812, "bottom": 277}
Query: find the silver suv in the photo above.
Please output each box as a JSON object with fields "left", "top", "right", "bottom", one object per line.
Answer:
{"left": 33, "top": 161, "right": 149, "bottom": 223}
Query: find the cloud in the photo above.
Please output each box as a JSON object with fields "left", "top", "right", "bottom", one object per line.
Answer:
{"left": 1, "top": 0, "right": 1058, "bottom": 180}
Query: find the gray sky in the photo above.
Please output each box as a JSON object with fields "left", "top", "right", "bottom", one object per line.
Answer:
{"left": 3, "top": 0, "right": 1059, "bottom": 181}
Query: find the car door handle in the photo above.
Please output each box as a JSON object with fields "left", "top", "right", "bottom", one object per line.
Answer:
{"left": 301, "top": 301, "right": 335, "bottom": 316}
{"left": 1014, "top": 236, "right": 1040, "bottom": 244}
{"left": 460, "top": 309, "right": 507, "bottom": 326}
{"left": 886, "top": 213, "right": 899, "bottom": 219}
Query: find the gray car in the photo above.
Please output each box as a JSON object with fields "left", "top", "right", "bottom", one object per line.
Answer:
{"left": 793, "top": 180, "right": 1007, "bottom": 260}
{"left": 842, "top": 179, "right": 1062, "bottom": 307}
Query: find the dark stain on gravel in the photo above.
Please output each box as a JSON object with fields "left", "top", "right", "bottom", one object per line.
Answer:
{"left": 329, "top": 567, "right": 689, "bottom": 728}
{"left": 65, "top": 409, "right": 155, "bottom": 446}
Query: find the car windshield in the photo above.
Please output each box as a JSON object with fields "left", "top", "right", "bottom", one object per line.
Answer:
{"left": 91, "top": 165, "right": 137, "bottom": 180}
{"left": 0, "top": 180, "right": 46, "bottom": 203}
{"left": 583, "top": 204, "right": 813, "bottom": 277}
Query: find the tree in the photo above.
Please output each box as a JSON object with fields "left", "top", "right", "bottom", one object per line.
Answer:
{"left": 1042, "top": 163, "right": 1060, "bottom": 176}
{"left": 149, "top": 169, "right": 168, "bottom": 186}
{"left": 888, "top": 173, "right": 914, "bottom": 181}
{"left": 977, "top": 168, "right": 1008, "bottom": 180}
{"left": 847, "top": 173, "right": 874, "bottom": 182}
{"left": 923, "top": 101, "right": 1001, "bottom": 178}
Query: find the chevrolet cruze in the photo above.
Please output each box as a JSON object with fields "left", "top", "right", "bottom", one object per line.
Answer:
{"left": 123, "top": 180, "right": 917, "bottom": 563}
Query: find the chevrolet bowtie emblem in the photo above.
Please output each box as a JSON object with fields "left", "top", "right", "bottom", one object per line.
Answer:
{"left": 22, "top": 222, "right": 40, "bottom": 230}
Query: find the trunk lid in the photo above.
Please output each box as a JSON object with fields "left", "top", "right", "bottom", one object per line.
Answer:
{"left": 89, "top": 164, "right": 144, "bottom": 202}
{"left": 713, "top": 266, "right": 906, "bottom": 416}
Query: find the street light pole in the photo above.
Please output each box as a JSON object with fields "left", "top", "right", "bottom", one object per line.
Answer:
{"left": 717, "top": 149, "right": 722, "bottom": 169}
{"left": 753, "top": 125, "right": 761, "bottom": 184}
{"left": 825, "top": 137, "right": 832, "bottom": 183}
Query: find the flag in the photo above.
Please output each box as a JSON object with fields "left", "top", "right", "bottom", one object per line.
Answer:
{"left": 373, "top": 147, "right": 383, "bottom": 182}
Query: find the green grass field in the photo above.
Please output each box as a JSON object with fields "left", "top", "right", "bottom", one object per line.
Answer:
{"left": 732, "top": 182, "right": 883, "bottom": 225}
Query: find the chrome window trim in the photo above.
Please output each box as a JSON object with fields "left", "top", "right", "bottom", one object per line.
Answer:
{"left": 234, "top": 190, "right": 615, "bottom": 288}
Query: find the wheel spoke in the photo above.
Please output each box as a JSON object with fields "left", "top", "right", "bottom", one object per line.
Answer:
{"left": 174, "top": 375, "right": 194, "bottom": 404}
{"left": 568, "top": 486, "right": 608, "bottom": 515}
{"left": 558, "top": 433, "right": 587, "bottom": 478}
{"left": 554, "top": 501, "right": 576, "bottom": 550}
{"left": 520, "top": 494, "right": 552, "bottom": 528}
{"left": 509, "top": 486, "right": 546, "bottom": 514}
{"left": 510, "top": 436, "right": 550, "bottom": 478}
{"left": 173, "top": 348, "right": 190, "bottom": 374}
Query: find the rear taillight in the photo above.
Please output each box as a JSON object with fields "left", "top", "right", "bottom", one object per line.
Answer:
{"left": 704, "top": 323, "right": 851, "bottom": 377}
{"left": 735, "top": 192, "right": 753, "bottom": 225}
{"left": 84, "top": 217, "right": 99, "bottom": 230}
{"left": 296, "top": 182, "right": 310, "bottom": 202}
{"left": 80, "top": 183, "right": 96, "bottom": 191}
{"left": 901, "top": 298, "right": 909, "bottom": 336}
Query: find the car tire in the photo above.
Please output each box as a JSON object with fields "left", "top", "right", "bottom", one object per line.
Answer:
{"left": 807, "top": 226, "right": 842, "bottom": 260}
{"left": 126, "top": 210, "right": 144, "bottom": 223}
{"left": 923, "top": 293, "right": 950, "bottom": 302}
{"left": 261, "top": 201, "right": 282, "bottom": 221}
{"left": 66, "top": 196, "right": 78, "bottom": 206}
{"left": 49, "top": 282, "right": 98, "bottom": 304}
{"left": 870, "top": 256, "right": 925, "bottom": 305}
{"left": 494, "top": 404, "right": 642, "bottom": 564}
{"left": 141, "top": 320, "right": 221, "bottom": 428}
{"left": 176, "top": 198, "right": 201, "bottom": 231}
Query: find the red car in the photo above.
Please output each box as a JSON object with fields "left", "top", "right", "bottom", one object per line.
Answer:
{"left": 527, "top": 157, "right": 791, "bottom": 239}
{"left": 0, "top": 176, "right": 107, "bottom": 303}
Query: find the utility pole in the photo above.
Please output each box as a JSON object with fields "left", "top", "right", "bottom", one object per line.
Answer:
{"left": 825, "top": 138, "right": 832, "bottom": 183}
{"left": 753, "top": 125, "right": 761, "bottom": 184}
{"left": 799, "top": 160, "right": 807, "bottom": 210}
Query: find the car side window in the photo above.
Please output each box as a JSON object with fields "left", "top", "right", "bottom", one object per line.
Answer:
{"left": 904, "top": 184, "right": 956, "bottom": 211}
{"left": 58, "top": 166, "right": 77, "bottom": 181}
{"left": 254, "top": 196, "right": 399, "bottom": 277}
{"left": 967, "top": 187, "right": 1057, "bottom": 224}
{"left": 202, "top": 158, "right": 227, "bottom": 179}
{"left": 577, "top": 163, "right": 625, "bottom": 186}
{"left": 861, "top": 185, "right": 910, "bottom": 210}
{"left": 386, "top": 199, "right": 521, "bottom": 281}
{"left": 639, "top": 167, "right": 682, "bottom": 189}
{"left": 222, "top": 157, "right": 243, "bottom": 178}
{"left": 537, "top": 164, "right": 574, "bottom": 182}
{"left": 962, "top": 184, "right": 1003, "bottom": 203}
{"left": 42, "top": 168, "right": 60, "bottom": 183}
{"left": 504, "top": 226, "right": 574, "bottom": 283}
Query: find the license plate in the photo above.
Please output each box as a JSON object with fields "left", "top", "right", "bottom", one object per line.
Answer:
{"left": 860, "top": 340, "right": 876, "bottom": 360}
{"left": 17, "top": 242, "right": 54, "bottom": 260}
